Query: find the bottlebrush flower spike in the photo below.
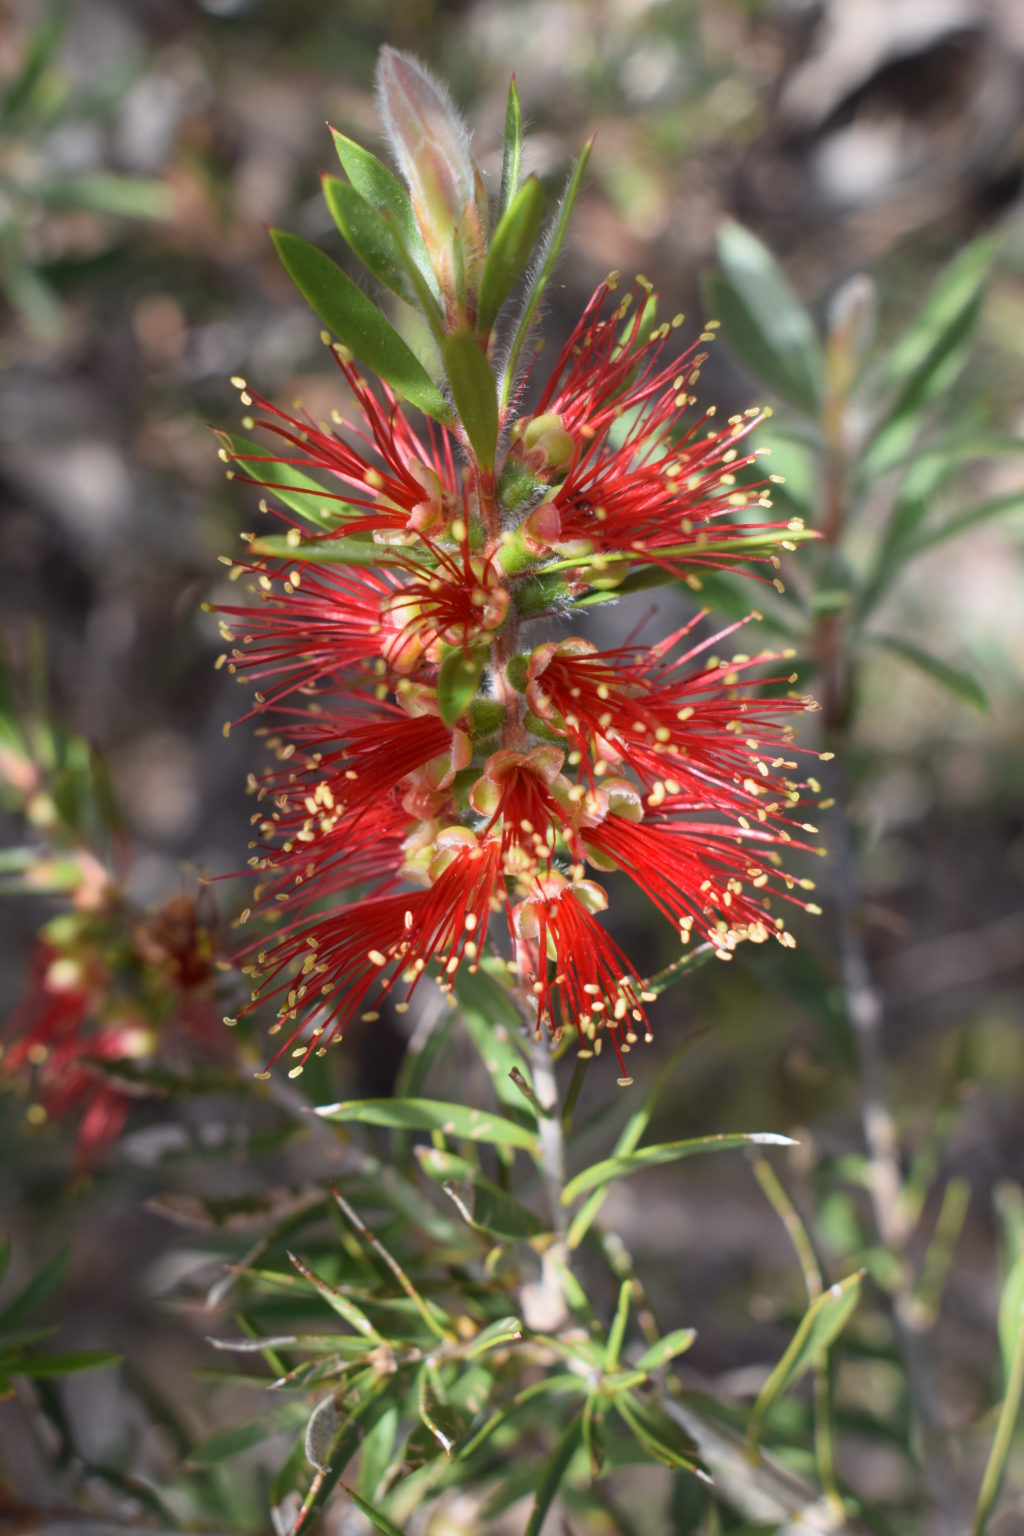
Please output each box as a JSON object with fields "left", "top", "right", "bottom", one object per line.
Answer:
{"left": 216, "top": 49, "right": 829, "bottom": 1081}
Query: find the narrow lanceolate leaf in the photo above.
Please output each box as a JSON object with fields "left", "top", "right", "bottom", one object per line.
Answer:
{"left": 323, "top": 176, "right": 422, "bottom": 308}
{"left": 634, "top": 1328, "right": 698, "bottom": 1375}
{"left": 525, "top": 1412, "right": 584, "bottom": 1536}
{"left": 215, "top": 431, "right": 359, "bottom": 530}
{"left": 863, "top": 234, "right": 1000, "bottom": 479}
{"left": 497, "top": 75, "right": 522, "bottom": 222}
{"left": 908, "top": 488, "right": 1024, "bottom": 558}
{"left": 315, "top": 1097, "right": 540, "bottom": 1154}
{"left": 330, "top": 128, "right": 439, "bottom": 299}
{"left": 562, "top": 1132, "right": 796, "bottom": 1205}
{"left": 188, "top": 1403, "right": 311, "bottom": 1466}
{"left": 0, "top": 1247, "right": 68, "bottom": 1332}
{"left": 501, "top": 140, "right": 593, "bottom": 408}
{"left": 747, "top": 1270, "right": 864, "bottom": 1452}
{"left": 566, "top": 1034, "right": 706, "bottom": 1249}
{"left": 418, "top": 1365, "right": 462, "bottom": 1456}
{"left": 441, "top": 329, "right": 498, "bottom": 469}
{"left": 270, "top": 231, "right": 453, "bottom": 425}
{"left": 974, "top": 1201, "right": 1024, "bottom": 1534}
{"left": 452, "top": 964, "right": 533, "bottom": 1120}
{"left": 437, "top": 643, "right": 488, "bottom": 728}
{"left": 246, "top": 533, "right": 405, "bottom": 566}
{"left": 477, "top": 176, "right": 544, "bottom": 336}
{"left": 11, "top": 1349, "right": 121, "bottom": 1377}
{"left": 463, "top": 1315, "right": 524, "bottom": 1359}
{"left": 339, "top": 1481, "right": 406, "bottom": 1536}
{"left": 870, "top": 635, "right": 988, "bottom": 712}
{"left": 710, "top": 221, "right": 824, "bottom": 417}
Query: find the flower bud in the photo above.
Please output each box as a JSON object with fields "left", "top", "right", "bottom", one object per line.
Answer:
{"left": 376, "top": 47, "right": 488, "bottom": 313}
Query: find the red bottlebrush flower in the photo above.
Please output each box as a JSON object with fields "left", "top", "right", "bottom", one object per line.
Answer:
{"left": 0, "top": 943, "right": 144, "bottom": 1169}
{"left": 468, "top": 745, "right": 582, "bottom": 867}
{"left": 508, "top": 278, "right": 793, "bottom": 580}
{"left": 512, "top": 872, "right": 651, "bottom": 1082}
{"left": 222, "top": 352, "right": 464, "bottom": 543}
{"left": 215, "top": 561, "right": 394, "bottom": 722}
{"left": 524, "top": 614, "right": 815, "bottom": 807}
{"left": 240, "top": 833, "right": 505, "bottom": 1073}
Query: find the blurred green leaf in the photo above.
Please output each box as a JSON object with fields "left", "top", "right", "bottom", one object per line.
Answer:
{"left": 477, "top": 176, "right": 544, "bottom": 336}
{"left": 330, "top": 128, "right": 439, "bottom": 300}
{"left": 497, "top": 75, "right": 522, "bottom": 223}
{"left": 563, "top": 1132, "right": 795, "bottom": 1205}
{"left": 452, "top": 964, "right": 532, "bottom": 1120}
{"left": 710, "top": 222, "right": 823, "bottom": 416}
{"left": 614, "top": 1394, "right": 700, "bottom": 1472}
{"left": 188, "top": 1402, "right": 311, "bottom": 1465}
{"left": 908, "top": 487, "right": 1024, "bottom": 558}
{"left": 747, "top": 1271, "right": 864, "bottom": 1452}
{"left": 861, "top": 235, "right": 1000, "bottom": 479}
{"left": 501, "top": 141, "right": 593, "bottom": 408}
{"left": 0, "top": 6, "right": 66, "bottom": 130}
{"left": 0, "top": 1247, "right": 69, "bottom": 1333}
{"left": 634, "top": 1329, "right": 698, "bottom": 1375}
{"left": 270, "top": 231, "right": 453, "bottom": 424}
{"left": 869, "top": 635, "right": 987, "bottom": 712}
{"left": 524, "top": 1412, "right": 583, "bottom": 1536}
{"left": 10, "top": 1349, "right": 120, "bottom": 1377}
{"left": 418, "top": 1364, "right": 463, "bottom": 1456}
{"left": 44, "top": 173, "right": 171, "bottom": 221}
{"left": 317, "top": 1097, "right": 539, "bottom": 1154}
{"left": 442, "top": 329, "right": 498, "bottom": 469}
{"left": 437, "top": 644, "right": 489, "bottom": 728}
{"left": 464, "top": 1316, "right": 524, "bottom": 1359}
{"left": 972, "top": 1197, "right": 1024, "bottom": 1535}
{"left": 339, "top": 1481, "right": 406, "bottom": 1536}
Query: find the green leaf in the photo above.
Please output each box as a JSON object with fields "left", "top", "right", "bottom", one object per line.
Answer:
{"left": 431, "top": 1159, "right": 546, "bottom": 1240}
{"left": 525, "top": 1412, "right": 583, "bottom": 1536}
{"left": 497, "top": 76, "right": 522, "bottom": 223}
{"left": 323, "top": 176, "right": 422, "bottom": 310}
{"left": 501, "top": 141, "right": 593, "bottom": 408}
{"left": 418, "top": 1364, "right": 462, "bottom": 1456}
{"left": 330, "top": 128, "right": 439, "bottom": 300}
{"left": 339, "top": 1481, "right": 406, "bottom": 1536}
{"left": 270, "top": 231, "right": 453, "bottom": 425}
{"left": 974, "top": 1191, "right": 1024, "bottom": 1534}
{"left": 463, "top": 1315, "right": 524, "bottom": 1359}
{"left": 747, "top": 1270, "right": 864, "bottom": 1451}
{"left": 563, "top": 1132, "right": 794, "bottom": 1205}
{"left": 441, "top": 329, "right": 498, "bottom": 469}
{"left": 437, "top": 643, "right": 488, "bottom": 728}
{"left": 614, "top": 1393, "right": 700, "bottom": 1472}
{"left": 869, "top": 635, "right": 988, "bottom": 712}
{"left": 908, "top": 488, "right": 1024, "bottom": 558}
{"left": 246, "top": 533, "right": 405, "bottom": 566}
{"left": 452, "top": 964, "right": 532, "bottom": 1120}
{"left": 604, "top": 1281, "right": 631, "bottom": 1373}
{"left": 566, "top": 1035, "right": 706, "bottom": 1248}
{"left": 316, "top": 1097, "right": 539, "bottom": 1154}
{"left": 710, "top": 222, "right": 823, "bottom": 416}
{"left": 633, "top": 1328, "right": 698, "bottom": 1375}
{"left": 863, "top": 235, "right": 1000, "bottom": 478}
{"left": 477, "top": 176, "right": 544, "bottom": 336}
{"left": 47, "top": 172, "right": 171, "bottom": 221}
{"left": 287, "top": 1250, "right": 383, "bottom": 1343}
{"left": 189, "top": 1403, "right": 311, "bottom": 1465}
{"left": 0, "top": 1247, "right": 68, "bottom": 1332}
{"left": 12, "top": 1349, "right": 120, "bottom": 1377}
